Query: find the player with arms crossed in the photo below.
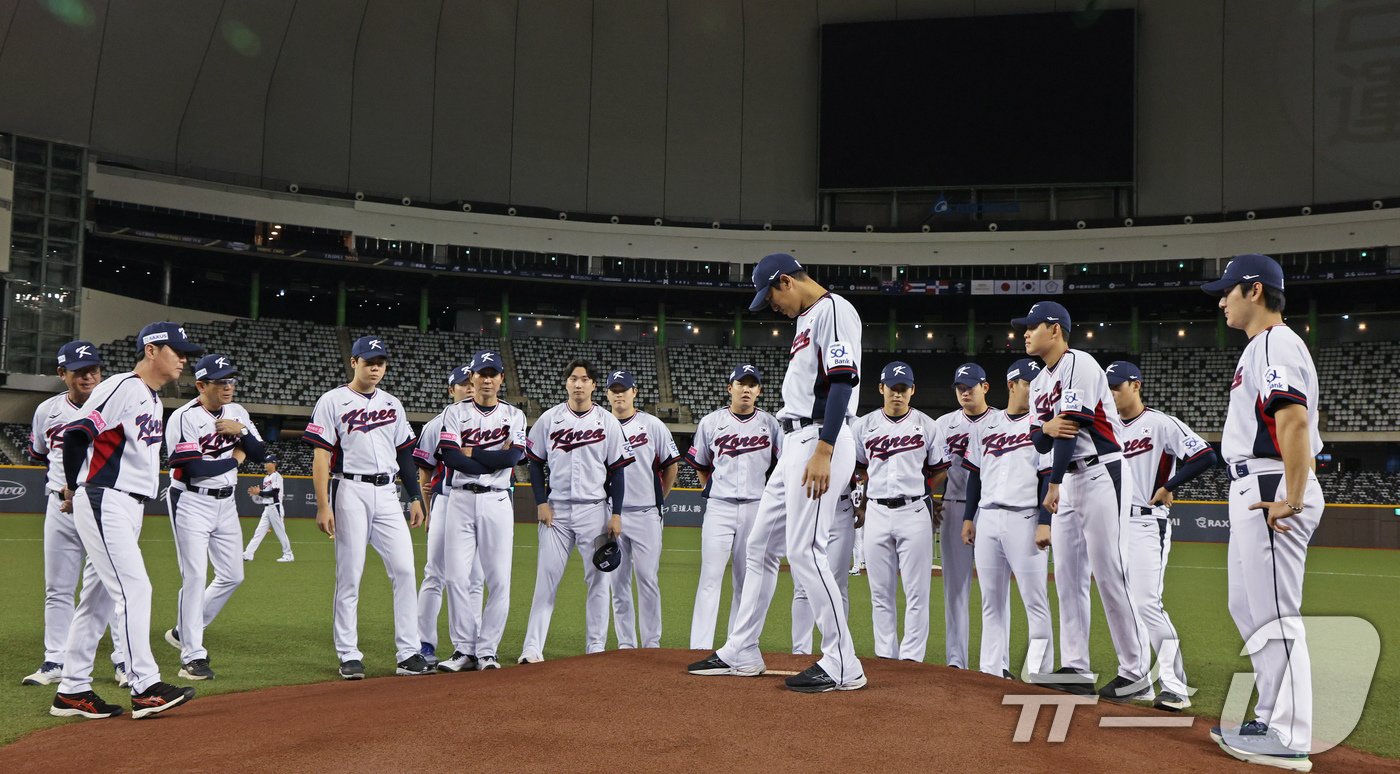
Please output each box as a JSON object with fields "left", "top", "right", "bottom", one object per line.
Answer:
{"left": 24, "top": 341, "right": 128, "bottom": 689}
{"left": 243, "top": 455, "right": 292, "bottom": 563}
{"left": 960, "top": 358, "right": 1054, "bottom": 680}
{"left": 1107, "top": 360, "right": 1219, "bottom": 711}
{"left": 520, "top": 359, "right": 634, "bottom": 661}
{"left": 163, "top": 355, "right": 268, "bottom": 681}
{"left": 303, "top": 336, "right": 429, "bottom": 679}
{"left": 1016, "top": 301, "right": 1152, "bottom": 702}
{"left": 437, "top": 351, "right": 525, "bottom": 671}
{"left": 686, "top": 364, "right": 780, "bottom": 650}
{"left": 852, "top": 362, "right": 938, "bottom": 662}
{"left": 51, "top": 322, "right": 202, "bottom": 719}
{"left": 1203, "top": 255, "right": 1322, "bottom": 773}
{"left": 689, "top": 253, "right": 865, "bottom": 692}
{"left": 605, "top": 369, "right": 680, "bottom": 649}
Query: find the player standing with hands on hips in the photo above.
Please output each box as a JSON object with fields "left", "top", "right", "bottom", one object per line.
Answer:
{"left": 50, "top": 322, "right": 202, "bottom": 719}
{"left": 303, "top": 336, "right": 430, "bottom": 680}
{"left": 1202, "top": 255, "right": 1322, "bottom": 773}
{"left": 690, "top": 253, "right": 866, "bottom": 692}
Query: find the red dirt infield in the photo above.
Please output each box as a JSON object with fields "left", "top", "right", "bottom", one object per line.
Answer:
{"left": 5, "top": 649, "right": 1396, "bottom": 773}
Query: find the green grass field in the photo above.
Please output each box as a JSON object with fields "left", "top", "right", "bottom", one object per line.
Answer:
{"left": 1, "top": 513, "right": 1395, "bottom": 756}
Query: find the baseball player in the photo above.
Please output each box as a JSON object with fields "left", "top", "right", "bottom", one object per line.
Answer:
{"left": 686, "top": 364, "right": 780, "bottom": 650}
{"left": 163, "top": 354, "right": 268, "bottom": 681}
{"left": 604, "top": 369, "right": 680, "bottom": 649}
{"left": 791, "top": 482, "right": 858, "bottom": 655}
{"left": 50, "top": 321, "right": 201, "bottom": 719}
{"left": 690, "top": 253, "right": 866, "bottom": 693}
{"left": 1015, "top": 301, "right": 1152, "bottom": 702}
{"left": 849, "top": 520, "right": 866, "bottom": 575}
{"left": 242, "top": 455, "right": 292, "bottom": 562}
{"left": 520, "top": 359, "right": 634, "bottom": 661}
{"left": 928, "top": 363, "right": 994, "bottom": 669}
{"left": 960, "top": 358, "right": 1054, "bottom": 680}
{"left": 851, "top": 361, "right": 938, "bottom": 662}
{"left": 412, "top": 365, "right": 477, "bottom": 668}
{"left": 23, "top": 341, "right": 128, "bottom": 690}
{"left": 437, "top": 350, "right": 526, "bottom": 671}
{"left": 303, "top": 335, "right": 430, "bottom": 679}
{"left": 1107, "top": 360, "right": 1219, "bottom": 711}
{"left": 1203, "top": 255, "right": 1322, "bottom": 772}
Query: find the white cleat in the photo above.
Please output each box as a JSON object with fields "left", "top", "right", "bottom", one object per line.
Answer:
{"left": 114, "top": 662, "right": 131, "bottom": 689}
{"left": 22, "top": 662, "right": 62, "bottom": 686}
{"left": 276, "top": 555, "right": 295, "bottom": 563}
{"left": 476, "top": 656, "right": 501, "bottom": 670}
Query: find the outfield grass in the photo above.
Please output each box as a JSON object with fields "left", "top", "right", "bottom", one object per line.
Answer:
{"left": 0, "top": 513, "right": 1396, "bottom": 757}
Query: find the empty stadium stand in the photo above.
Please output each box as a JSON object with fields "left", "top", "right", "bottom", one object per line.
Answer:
{"left": 346, "top": 326, "right": 501, "bottom": 414}
{"left": 666, "top": 342, "right": 790, "bottom": 419}
{"left": 514, "top": 336, "right": 660, "bottom": 411}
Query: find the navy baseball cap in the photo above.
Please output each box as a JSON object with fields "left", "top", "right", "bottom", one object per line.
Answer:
{"left": 136, "top": 322, "right": 203, "bottom": 356}
{"left": 1105, "top": 361, "right": 1143, "bottom": 387}
{"left": 591, "top": 534, "right": 622, "bottom": 572}
{"left": 952, "top": 363, "right": 987, "bottom": 387}
{"left": 729, "top": 364, "right": 763, "bottom": 383}
{"left": 606, "top": 369, "right": 636, "bottom": 390}
{"left": 449, "top": 364, "right": 472, "bottom": 385}
{"left": 194, "top": 354, "right": 239, "bottom": 381}
{"left": 56, "top": 340, "right": 103, "bottom": 370}
{"left": 469, "top": 349, "right": 503, "bottom": 375}
{"left": 263, "top": 452, "right": 278, "bottom": 464}
{"left": 351, "top": 336, "right": 389, "bottom": 360}
{"left": 1006, "top": 358, "right": 1042, "bottom": 383}
{"left": 881, "top": 361, "right": 915, "bottom": 387}
{"left": 748, "top": 253, "right": 804, "bottom": 312}
{"left": 1011, "top": 301, "right": 1072, "bottom": 333}
{"left": 1201, "top": 253, "right": 1286, "bottom": 296}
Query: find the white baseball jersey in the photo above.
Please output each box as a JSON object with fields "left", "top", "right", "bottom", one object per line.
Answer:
{"left": 1116, "top": 408, "right": 1213, "bottom": 507}
{"left": 931, "top": 408, "right": 995, "bottom": 501}
{"left": 413, "top": 412, "right": 448, "bottom": 495}
{"left": 617, "top": 410, "right": 680, "bottom": 511}
{"left": 779, "top": 292, "right": 862, "bottom": 421}
{"left": 67, "top": 373, "right": 166, "bottom": 498}
{"left": 962, "top": 409, "right": 1047, "bottom": 512}
{"left": 302, "top": 385, "right": 415, "bottom": 475}
{"left": 1222, "top": 324, "right": 1322, "bottom": 466}
{"left": 525, "top": 403, "right": 634, "bottom": 504}
{"left": 1029, "top": 349, "right": 1123, "bottom": 461}
{"left": 30, "top": 393, "right": 85, "bottom": 493}
{"left": 686, "top": 408, "right": 781, "bottom": 501}
{"left": 254, "top": 470, "right": 284, "bottom": 505}
{"left": 853, "top": 408, "right": 938, "bottom": 499}
{"left": 439, "top": 399, "right": 529, "bottom": 491}
{"left": 166, "top": 399, "right": 262, "bottom": 489}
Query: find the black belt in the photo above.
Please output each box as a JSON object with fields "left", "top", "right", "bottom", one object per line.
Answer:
{"left": 875, "top": 495, "right": 923, "bottom": 508}
{"left": 452, "top": 482, "right": 506, "bottom": 494}
{"left": 343, "top": 473, "right": 393, "bottom": 486}
{"left": 1227, "top": 462, "right": 1278, "bottom": 481}
{"left": 781, "top": 418, "right": 819, "bottom": 434}
{"left": 185, "top": 484, "right": 234, "bottom": 499}
{"left": 1067, "top": 455, "right": 1100, "bottom": 473}
{"left": 82, "top": 484, "right": 148, "bottom": 503}
{"left": 1136, "top": 506, "right": 1160, "bottom": 516}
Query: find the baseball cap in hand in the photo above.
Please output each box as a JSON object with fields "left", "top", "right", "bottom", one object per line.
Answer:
{"left": 57, "top": 340, "right": 104, "bottom": 370}
{"left": 951, "top": 363, "right": 987, "bottom": 387}
{"left": 729, "top": 364, "right": 763, "bottom": 383}
{"left": 469, "top": 349, "right": 503, "bottom": 375}
{"left": 351, "top": 336, "right": 389, "bottom": 359}
{"left": 606, "top": 369, "right": 636, "bottom": 390}
{"left": 1201, "top": 253, "right": 1285, "bottom": 296}
{"left": 1006, "top": 358, "right": 1042, "bottom": 382}
{"left": 1011, "top": 301, "right": 1072, "bottom": 333}
{"left": 1105, "top": 361, "right": 1142, "bottom": 386}
{"left": 194, "top": 354, "right": 239, "bottom": 380}
{"left": 881, "top": 361, "right": 915, "bottom": 387}
{"left": 136, "top": 322, "right": 203, "bottom": 356}
{"left": 449, "top": 364, "right": 472, "bottom": 385}
{"left": 748, "top": 253, "right": 804, "bottom": 312}
{"left": 591, "top": 534, "right": 622, "bottom": 572}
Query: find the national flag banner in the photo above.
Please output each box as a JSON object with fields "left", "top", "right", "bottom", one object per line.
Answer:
{"left": 1042, "top": 279, "right": 1064, "bottom": 294}
{"left": 907, "top": 281, "right": 926, "bottom": 293}
{"left": 992, "top": 280, "right": 1017, "bottom": 295}
{"left": 1018, "top": 280, "right": 1040, "bottom": 294}
{"left": 971, "top": 279, "right": 995, "bottom": 295}
{"left": 928, "top": 280, "right": 950, "bottom": 295}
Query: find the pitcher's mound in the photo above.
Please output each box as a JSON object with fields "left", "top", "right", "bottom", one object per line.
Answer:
{"left": 4, "top": 649, "right": 1393, "bottom": 773}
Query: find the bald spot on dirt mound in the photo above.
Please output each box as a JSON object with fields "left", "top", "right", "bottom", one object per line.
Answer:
{"left": 4, "top": 650, "right": 1396, "bottom": 773}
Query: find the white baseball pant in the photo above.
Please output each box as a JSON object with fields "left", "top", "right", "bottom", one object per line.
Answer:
{"left": 418, "top": 495, "right": 483, "bottom": 652}
{"left": 1060, "top": 457, "right": 1151, "bottom": 684}
{"left": 520, "top": 500, "right": 611, "bottom": 659}
{"left": 168, "top": 489, "right": 245, "bottom": 662}
{"left": 59, "top": 487, "right": 162, "bottom": 695}
{"left": 1050, "top": 500, "right": 1092, "bottom": 673}
{"left": 973, "top": 506, "right": 1053, "bottom": 678}
{"left": 244, "top": 502, "right": 292, "bottom": 559}
{"left": 42, "top": 491, "right": 126, "bottom": 667}
{"left": 1227, "top": 466, "right": 1322, "bottom": 753}
{"left": 851, "top": 525, "right": 865, "bottom": 569}
{"left": 1124, "top": 505, "right": 1189, "bottom": 696}
{"left": 792, "top": 494, "right": 856, "bottom": 654}
{"left": 443, "top": 487, "right": 512, "bottom": 659}
{"left": 331, "top": 478, "right": 419, "bottom": 663}
{"left": 940, "top": 497, "right": 974, "bottom": 668}
{"left": 689, "top": 498, "right": 759, "bottom": 650}
{"left": 716, "top": 424, "right": 862, "bottom": 685}
{"left": 610, "top": 505, "right": 664, "bottom": 648}
{"left": 863, "top": 498, "right": 934, "bottom": 661}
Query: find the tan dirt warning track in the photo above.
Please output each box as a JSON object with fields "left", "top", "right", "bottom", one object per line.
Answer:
{"left": 5, "top": 650, "right": 1396, "bottom": 773}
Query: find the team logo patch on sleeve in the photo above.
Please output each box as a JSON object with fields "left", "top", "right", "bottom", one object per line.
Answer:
{"left": 826, "top": 340, "right": 856, "bottom": 369}
{"left": 306, "top": 423, "right": 325, "bottom": 435}
{"left": 1264, "top": 366, "right": 1289, "bottom": 393}
{"left": 1061, "top": 389, "right": 1082, "bottom": 413}
{"left": 86, "top": 410, "right": 107, "bottom": 432}
{"left": 412, "top": 448, "right": 431, "bottom": 460}
{"left": 439, "top": 431, "right": 459, "bottom": 444}
{"left": 174, "top": 442, "right": 199, "bottom": 453}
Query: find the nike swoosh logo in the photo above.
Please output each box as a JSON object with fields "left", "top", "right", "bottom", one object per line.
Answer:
{"left": 48, "top": 413, "right": 62, "bottom": 419}
{"left": 1237, "top": 489, "right": 1248, "bottom": 496}
{"left": 554, "top": 418, "right": 566, "bottom": 424}
{"left": 718, "top": 426, "right": 730, "bottom": 432}
{"left": 1242, "top": 274, "right": 1259, "bottom": 279}
{"left": 768, "top": 270, "right": 780, "bottom": 281}
{"left": 341, "top": 401, "right": 354, "bottom": 406}
{"left": 801, "top": 437, "right": 814, "bottom": 444}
